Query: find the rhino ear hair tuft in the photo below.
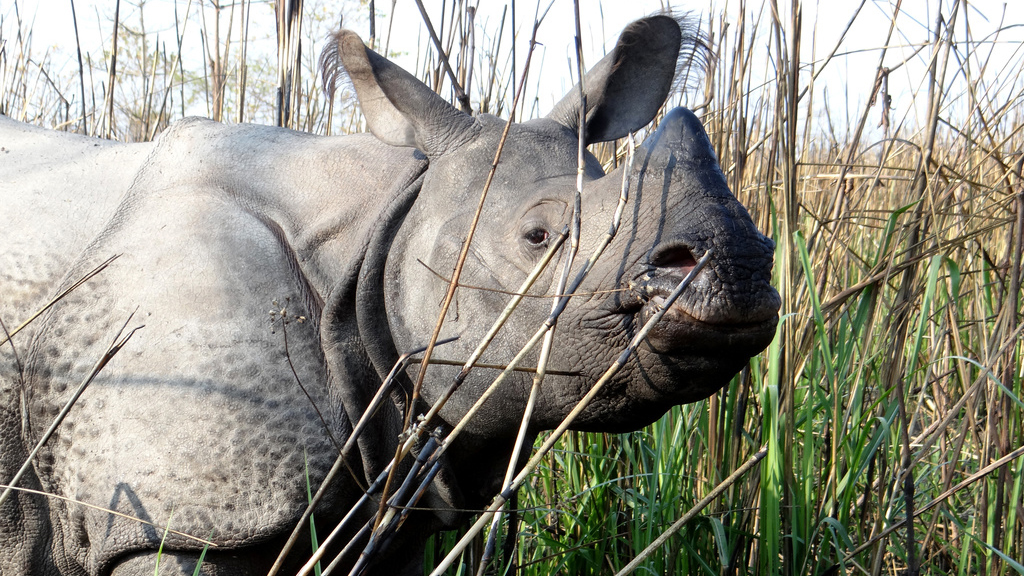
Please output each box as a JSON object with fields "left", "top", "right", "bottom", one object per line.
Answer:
{"left": 320, "top": 28, "right": 478, "bottom": 155}
{"left": 319, "top": 31, "right": 357, "bottom": 108}
{"left": 666, "top": 12, "right": 712, "bottom": 100}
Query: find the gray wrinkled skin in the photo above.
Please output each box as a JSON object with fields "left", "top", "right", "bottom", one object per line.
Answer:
{"left": 0, "top": 16, "right": 778, "bottom": 576}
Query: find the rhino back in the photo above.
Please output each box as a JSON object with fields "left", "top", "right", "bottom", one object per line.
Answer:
{"left": 0, "top": 116, "right": 152, "bottom": 349}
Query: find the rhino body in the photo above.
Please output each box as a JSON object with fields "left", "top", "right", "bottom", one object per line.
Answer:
{"left": 0, "top": 16, "right": 779, "bottom": 575}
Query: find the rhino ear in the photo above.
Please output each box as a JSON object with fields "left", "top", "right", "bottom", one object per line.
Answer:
{"left": 321, "top": 30, "right": 479, "bottom": 156}
{"left": 547, "top": 15, "right": 702, "bottom": 144}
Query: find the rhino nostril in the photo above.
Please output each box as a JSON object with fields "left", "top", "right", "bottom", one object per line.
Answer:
{"left": 650, "top": 242, "right": 698, "bottom": 273}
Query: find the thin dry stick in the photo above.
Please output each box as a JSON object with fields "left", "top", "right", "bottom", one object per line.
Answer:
{"left": 408, "top": 357, "right": 576, "bottom": 376}
{"left": 373, "top": 183, "right": 636, "bottom": 569}
{"left": 357, "top": 228, "right": 569, "bottom": 557}
{"left": 0, "top": 254, "right": 119, "bottom": 348}
{"left": 844, "top": 443, "right": 1024, "bottom": 560}
{"left": 266, "top": 338, "right": 458, "bottom": 576}
{"left": 305, "top": 433, "right": 458, "bottom": 576}
{"left": 477, "top": 232, "right": 573, "bottom": 572}
{"left": 69, "top": 0, "right": 87, "bottom": 134}
{"left": 104, "top": 0, "right": 121, "bottom": 138}
{"left": 0, "top": 314, "right": 142, "bottom": 509}
{"left": 464, "top": 6, "right": 476, "bottom": 107}
{"left": 322, "top": 422, "right": 481, "bottom": 575}
{"left": 275, "top": 0, "right": 303, "bottom": 128}
{"left": 342, "top": 439, "right": 442, "bottom": 576}
{"left": 429, "top": 252, "right": 713, "bottom": 576}
{"left": 330, "top": 226, "right": 569, "bottom": 569}
{"left": 479, "top": 6, "right": 588, "bottom": 566}
{"left": 236, "top": 0, "right": 249, "bottom": 124}
{"left": 374, "top": 13, "right": 547, "bottom": 532}
{"left": 141, "top": 36, "right": 162, "bottom": 137}
{"left": 320, "top": 521, "right": 372, "bottom": 576}
{"left": 412, "top": 0, "right": 470, "bottom": 113}
{"left": 0, "top": 483, "right": 214, "bottom": 546}
{"left": 397, "top": 136, "right": 638, "bottom": 526}
{"left": 404, "top": 11, "right": 543, "bottom": 420}
{"left": 425, "top": 131, "right": 638, "bottom": 452}
{"left": 400, "top": 226, "right": 568, "bottom": 451}
{"left": 292, "top": 461, "right": 398, "bottom": 576}
{"left": 615, "top": 445, "right": 769, "bottom": 576}
{"left": 417, "top": 258, "right": 628, "bottom": 299}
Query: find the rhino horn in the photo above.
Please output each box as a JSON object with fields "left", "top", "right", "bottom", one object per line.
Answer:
{"left": 547, "top": 15, "right": 702, "bottom": 144}
{"left": 323, "top": 30, "right": 480, "bottom": 155}
{"left": 638, "top": 106, "right": 720, "bottom": 170}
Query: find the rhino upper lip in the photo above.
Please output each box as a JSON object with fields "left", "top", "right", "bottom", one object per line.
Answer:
{"left": 642, "top": 294, "right": 776, "bottom": 332}
{"left": 612, "top": 269, "right": 776, "bottom": 332}
{"left": 599, "top": 240, "right": 777, "bottom": 335}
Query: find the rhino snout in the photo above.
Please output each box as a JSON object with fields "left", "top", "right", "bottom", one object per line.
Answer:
{"left": 628, "top": 234, "right": 779, "bottom": 352}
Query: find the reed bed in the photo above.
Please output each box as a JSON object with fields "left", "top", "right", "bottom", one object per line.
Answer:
{"left": 3, "top": 0, "right": 1023, "bottom": 574}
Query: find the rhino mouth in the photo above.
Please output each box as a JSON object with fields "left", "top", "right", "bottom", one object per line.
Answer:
{"left": 612, "top": 243, "right": 779, "bottom": 355}
{"left": 638, "top": 295, "right": 778, "bottom": 354}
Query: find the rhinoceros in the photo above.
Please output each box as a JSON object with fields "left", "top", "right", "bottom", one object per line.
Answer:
{"left": 0, "top": 14, "right": 779, "bottom": 576}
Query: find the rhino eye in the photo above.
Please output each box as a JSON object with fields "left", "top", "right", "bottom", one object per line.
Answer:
{"left": 524, "top": 227, "right": 549, "bottom": 247}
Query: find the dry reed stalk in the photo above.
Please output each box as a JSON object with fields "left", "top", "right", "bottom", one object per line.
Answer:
{"left": 104, "top": 0, "right": 120, "bottom": 138}
{"left": 276, "top": 0, "right": 302, "bottom": 128}
{"left": 430, "top": 253, "right": 713, "bottom": 576}
{"left": 69, "top": 0, "right": 87, "bottom": 133}
{"left": 0, "top": 314, "right": 141, "bottom": 509}
{"left": 477, "top": 5, "right": 589, "bottom": 567}
{"left": 412, "top": 0, "right": 470, "bottom": 111}
{"left": 376, "top": 3, "right": 553, "bottom": 514}
{"left": 270, "top": 338, "right": 458, "bottom": 576}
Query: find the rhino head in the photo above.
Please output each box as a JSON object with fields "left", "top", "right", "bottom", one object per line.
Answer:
{"left": 335, "top": 18, "right": 780, "bottom": 512}
{"left": 377, "top": 107, "right": 780, "bottom": 499}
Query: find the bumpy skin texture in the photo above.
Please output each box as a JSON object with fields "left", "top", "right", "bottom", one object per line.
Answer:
{"left": 0, "top": 15, "right": 778, "bottom": 576}
{"left": 2, "top": 117, "right": 428, "bottom": 575}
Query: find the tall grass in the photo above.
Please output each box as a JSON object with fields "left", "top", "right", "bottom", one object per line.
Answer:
{"left": 3, "top": 0, "right": 1023, "bottom": 574}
